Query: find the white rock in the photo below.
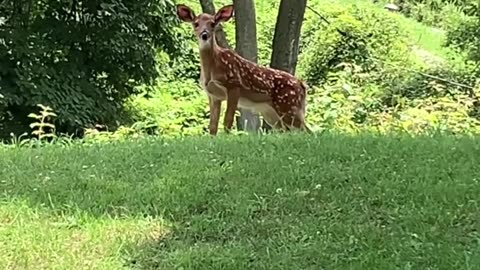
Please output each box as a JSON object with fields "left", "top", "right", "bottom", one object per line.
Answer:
{"left": 384, "top": 3, "right": 400, "bottom": 11}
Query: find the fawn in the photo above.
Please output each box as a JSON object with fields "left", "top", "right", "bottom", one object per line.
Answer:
{"left": 176, "top": 3, "right": 311, "bottom": 135}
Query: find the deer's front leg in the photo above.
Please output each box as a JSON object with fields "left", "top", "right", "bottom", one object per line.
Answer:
{"left": 209, "top": 96, "right": 222, "bottom": 135}
{"left": 223, "top": 87, "right": 240, "bottom": 133}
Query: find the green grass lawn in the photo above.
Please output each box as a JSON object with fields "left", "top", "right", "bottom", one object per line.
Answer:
{"left": 1, "top": 133, "right": 480, "bottom": 269}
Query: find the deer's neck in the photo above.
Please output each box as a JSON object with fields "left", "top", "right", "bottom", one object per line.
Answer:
{"left": 199, "top": 47, "right": 215, "bottom": 68}
{"left": 199, "top": 35, "right": 221, "bottom": 74}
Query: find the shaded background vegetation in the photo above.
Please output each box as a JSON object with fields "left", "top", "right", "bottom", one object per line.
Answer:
{"left": 1, "top": 0, "right": 480, "bottom": 140}
{"left": 0, "top": 0, "right": 190, "bottom": 137}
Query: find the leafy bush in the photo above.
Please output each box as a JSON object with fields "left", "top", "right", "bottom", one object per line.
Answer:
{"left": 445, "top": 16, "right": 480, "bottom": 63}
{"left": 123, "top": 79, "right": 209, "bottom": 137}
{"left": 254, "top": 1, "right": 280, "bottom": 66}
{"left": 305, "top": 69, "right": 480, "bottom": 135}
{"left": 399, "top": 0, "right": 479, "bottom": 15}
{"left": 380, "top": 60, "right": 479, "bottom": 106}
{"left": 298, "top": 4, "right": 416, "bottom": 87}
{"left": 393, "top": 0, "right": 478, "bottom": 27}
{"left": 0, "top": 0, "right": 185, "bottom": 138}
{"left": 398, "top": 1, "right": 470, "bottom": 28}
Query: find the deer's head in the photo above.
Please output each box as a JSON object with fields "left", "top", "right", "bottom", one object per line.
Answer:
{"left": 176, "top": 4, "right": 234, "bottom": 50}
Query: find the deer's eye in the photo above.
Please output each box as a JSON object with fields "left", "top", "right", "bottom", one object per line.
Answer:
{"left": 193, "top": 22, "right": 199, "bottom": 28}
{"left": 210, "top": 22, "right": 216, "bottom": 28}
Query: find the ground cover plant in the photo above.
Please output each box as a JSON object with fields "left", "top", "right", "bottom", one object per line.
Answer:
{"left": 1, "top": 133, "right": 480, "bottom": 269}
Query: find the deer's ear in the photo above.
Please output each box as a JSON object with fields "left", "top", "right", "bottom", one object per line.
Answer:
{"left": 176, "top": 4, "right": 196, "bottom": 23}
{"left": 214, "top": 4, "right": 234, "bottom": 24}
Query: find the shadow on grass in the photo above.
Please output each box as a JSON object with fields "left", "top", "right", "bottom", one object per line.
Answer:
{"left": 1, "top": 133, "right": 480, "bottom": 269}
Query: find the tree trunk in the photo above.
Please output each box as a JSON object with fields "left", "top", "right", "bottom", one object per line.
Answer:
{"left": 233, "top": 0, "right": 260, "bottom": 133}
{"left": 199, "top": 0, "right": 260, "bottom": 133}
{"left": 199, "top": 0, "right": 229, "bottom": 48}
{"left": 270, "top": 0, "right": 307, "bottom": 74}
{"left": 263, "top": 0, "right": 307, "bottom": 131}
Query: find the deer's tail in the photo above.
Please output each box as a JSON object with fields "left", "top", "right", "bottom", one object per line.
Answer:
{"left": 300, "top": 80, "right": 309, "bottom": 92}
{"left": 299, "top": 80, "right": 313, "bottom": 134}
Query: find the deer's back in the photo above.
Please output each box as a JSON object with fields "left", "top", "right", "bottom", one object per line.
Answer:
{"left": 216, "top": 49, "right": 305, "bottom": 99}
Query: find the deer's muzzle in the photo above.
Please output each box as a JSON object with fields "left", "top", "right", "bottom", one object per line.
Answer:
{"left": 200, "top": 31, "right": 210, "bottom": 41}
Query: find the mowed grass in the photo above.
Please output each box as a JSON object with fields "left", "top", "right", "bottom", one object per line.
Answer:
{"left": 1, "top": 133, "right": 480, "bottom": 269}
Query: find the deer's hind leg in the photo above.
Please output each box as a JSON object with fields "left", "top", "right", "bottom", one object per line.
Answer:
{"left": 260, "top": 106, "right": 309, "bottom": 133}
{"left": 289, "top": 107, "right": 312, "bottom": 133}
{"left": 260, "top": 105, "right": 285, "bottom": 131}
{"left": 271, "top": 88, "right": 310, "bottom": 133}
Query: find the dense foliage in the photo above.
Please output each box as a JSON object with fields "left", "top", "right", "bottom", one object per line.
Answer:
{"left": 395, "top": 0, "right": 479, "bottom": 28}
{"left": 1, "top": 0, "right": 480, "bottom": 141}
{"left": 445, "top": 16, "right": 480, "bottom": 63}
{"left": 0, "top": 0, "right": 184, "bottom": 137}
{"left": 81, "top": 0, "right": 480, "bottom": 138}
{"left": 299, "top": 4, "right": 415, "bottom": 86}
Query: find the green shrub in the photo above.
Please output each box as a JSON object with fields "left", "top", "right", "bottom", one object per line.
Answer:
{"left": 397, "top": 0, "right": 478, "bottom": 27}
{"left": 445, "top": 16, "right": 480, "bottom": 63}
{"left": 305, "top": 69, "right": 480, "bottom": 135}
{"left": 380, "top": 60, "right": 479, "bottom": 106}
{"left": 304, "top": 70, "right": 383, "bottom": 133}
{"left": 123, "top": 79, "right": 209, "bottom": 137}
{"left": 298, "top": 4, "right": 415, "bottom": 87}
{"left": 400, "top": 2, "right": 467, "bottom": 28}
{"left": 0, "top": 0, "right": 186, "bottom": 138}
{"left": 254, "top": 0, "right": 280, "bottom": 66}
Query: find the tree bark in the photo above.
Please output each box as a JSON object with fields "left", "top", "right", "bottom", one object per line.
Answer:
{"left": 270, "top": 0, "right": 307, "bottom": 74}
{"left": 233, "top": 0, "right": 261, "bottom": 132}
{"left": 199, "top": 0, "right": 229, "bottom": 48}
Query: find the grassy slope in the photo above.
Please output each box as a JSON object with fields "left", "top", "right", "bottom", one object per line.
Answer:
{"left": 1, "top": 133, "right": 480, "bottom": 269}
{"left": 337, "top": 0, "right": 449, "bottom": 56}
{"left": 0, "top": 1, "right": 474, "bottom": 269}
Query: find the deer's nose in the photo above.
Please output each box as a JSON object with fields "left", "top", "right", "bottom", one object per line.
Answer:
{"left": 200, "top": 31, "right": 209, "bottom": 41}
